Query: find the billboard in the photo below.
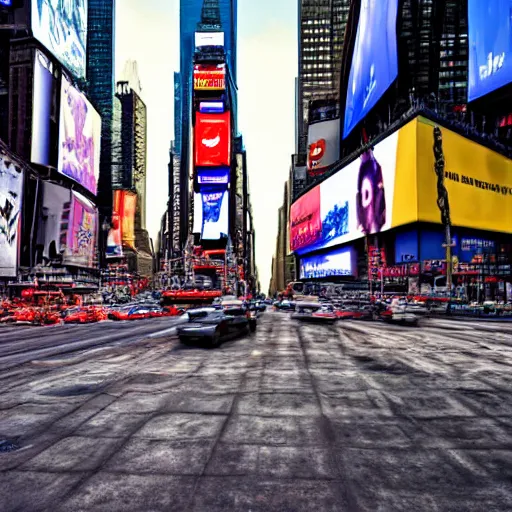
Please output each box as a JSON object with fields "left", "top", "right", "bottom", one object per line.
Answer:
{"left": 195, "top": 32, "right": 225, "bottom": 48}
{"left": 194, "top": 112, "right": 231, "bottom": 167}
{"left": 300, "top": 247, "right": 354, "bottom": 279}
{"left": 307, "top": 119, "right": 340, "bottom": 173}
{"left": 197, "top": 167, "right": 230, "bottom": 186}
{"left": 0, "top": 158, "right": 23, "bottom": 277}
{"left": 113, "top": 190, "right": 136, "bottom": 250}
{"left": 66, "top": 192, "right": 97, "bottom": 267}
{"left": 468, "top": 0, "right": 512, "bottom": 101}
{"left": 343, "top": 0, "right": 399, "bottom": 138}
{"left": 291, "top": 131, "right": 399, "bottom": 254}
{"left": 31, "top": 0, "right": 88, "bottom": 79}
{"left": 58, "top": 76, "right": 101, "bottom": 195}
{"left": 416, "top": 117, "right": 512, "bottom": 234}
{"left": 31, "top": 50, "right": 54, "bottom": 166}
{"left": 199, "top": 101, "right": 224, "bottom": 114}
{"left": 193, "top": 188, "right": 229, "bottom": 240}
{"left": 194, "top": 64, "right": 226, "bottom": 91}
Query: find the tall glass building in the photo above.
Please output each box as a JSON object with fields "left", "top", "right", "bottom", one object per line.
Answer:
{"left": 86, "top": 0, "right": 116, "bottom": 216}
{"left": 176, "top": 0, "right": 237, "bottom": 247}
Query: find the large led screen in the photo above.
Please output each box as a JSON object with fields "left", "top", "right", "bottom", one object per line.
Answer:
{"left": 194, "top": 112, "right": 231, "bottom": 167}
{"left": 58, "top": 76, "right": 101, "bottom": 195}
{"left": 291, "top": 131, "right": 399, "bottom": 254}
{"left": 112, "top": 190, "right": 136, "bottom": 250}
{"left": 0, "top": 158, "right": 23, "bottom": 277}
{"left": 31, "top": 50, "right": 54, "bottom": 166}
{"left": 66, "top": 191, "right": 97, "bottom": 267}
{"left": 416, "top": 117, "right": 512, "bottom": 234}
{"left": 31, "top": 0, "right": 88, "bottom": 79}
{"left": 468, "top": 0, "right": 512, "bottom": 101}
{"left": 41, "top": 183, "right": 97, "bottom": 268}
{"left": 194, "top": 64, "right": 226, "bottom": 91}
{"left": 193, "top": 189, "right": 229, "bottom": 241}
{"left": 197, "top": 167, "right": 230, "bottom": 186}
{"left": 343, "top": 0, "right": 399, "bottom": 138}
{"left": 307, "top": 119, "right": 340, "bottom": 173}
{"left": 300, "top": 247, "right": 353, "bottom": 279}
{"left": 195, "top": 32, "right": 225, "bottom": 48}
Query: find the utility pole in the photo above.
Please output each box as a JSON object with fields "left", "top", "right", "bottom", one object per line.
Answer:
{"left": 433, "top": 126, "right": 454, "bottom": 294}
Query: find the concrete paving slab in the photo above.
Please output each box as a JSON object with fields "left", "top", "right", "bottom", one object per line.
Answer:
{"left": 106, "top": 392, "right": 169, "bottom": 413}
{"left": 162, "top": 391, "right": 235, "bottom": 414}
{"left": 204, "top": 443, "right": 259, "bottom": 476}
{"left": 235, "top": 392, "right": 321, "bottom": 417}
{"left": 0, "top": 470, "right": 85, "bottom": 512}
{"left": 75, "top": 410, "right": 150, "bottom": 438}
{"left": 21, "top": 435, "right": 122, "bottom": 472}
{"left": 319, "top": 390, "right": 394, "bottom": 418}
{"left": 105, "top": 438, "right": 213, "bottom": 475}
{"left": 61, "top": 473, "right": 196, "bottom": 512}
{"left": 134, "top": 413, "right": 226, "bottom": 440}
{"left": 190, "top": 477, "right": 344, "bottom": 512}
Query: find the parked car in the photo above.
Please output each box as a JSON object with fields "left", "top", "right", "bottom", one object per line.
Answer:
{"left": 273, "top": 300, "right": 296, "bottom": 312}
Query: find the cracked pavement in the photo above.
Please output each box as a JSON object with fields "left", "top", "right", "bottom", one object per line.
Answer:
{"left": 1, "top": 312, "right": 512, "bottom": 511}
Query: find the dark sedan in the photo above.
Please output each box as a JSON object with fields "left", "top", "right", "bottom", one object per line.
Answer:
{"left": 177, "top": 305, "right": 254, "bottom": 348}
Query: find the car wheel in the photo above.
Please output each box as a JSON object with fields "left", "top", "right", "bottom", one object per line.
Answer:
{"left": 210, "top": 330, "right": 221, "bottom": 348}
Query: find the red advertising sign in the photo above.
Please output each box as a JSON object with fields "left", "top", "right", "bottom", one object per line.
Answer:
{"left": 194, "top": 112, "right": 231, "bottom": 167}
{"left": 194, "top": 64, "right": 226, "bottom": 91}
{"left": 290, "top": 187, "right": 322, "bottom": 251}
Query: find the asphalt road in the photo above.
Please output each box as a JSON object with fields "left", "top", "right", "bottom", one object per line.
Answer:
{"left": 1, "top": 312, "right": 512, "bottom": 511}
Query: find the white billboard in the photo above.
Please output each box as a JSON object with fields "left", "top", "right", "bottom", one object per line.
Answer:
{"left": 307, "top": 119, "right": 340, "bottom": 173}
{"left": 195, "top": 32, "right": 225, "bottom": 48}
{"left": 0, "top": 157, "right": 23, "bottom": 277}
{"left": 31, "top": 0, "right": 88, "bottom": 79}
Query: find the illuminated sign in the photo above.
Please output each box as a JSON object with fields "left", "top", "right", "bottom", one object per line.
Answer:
{"left": 197, "top": 168, "right": 230, "bottom": 185}
{"left": 199, "top": 101, "right": 224, "bottom": 114}
{"left": 194, "top": 111, "right": 231, "bottom": 167}
{"left": 194, "top": 64, "right": 226, "bottom": 91}
{"left": 195, "top": 32, "right": 225, "bottom": 48}
{"left": 307, "top": 119, "right": 340, "bottom": 174}
{"left": 300, "top": 247, "right": 353, "bottom": 279}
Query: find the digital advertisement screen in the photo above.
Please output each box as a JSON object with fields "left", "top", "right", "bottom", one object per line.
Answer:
{"left": 31, "top": 50, "right": 54, "bottom": 166}
{"left": 112, "top": 190, "right": 136, "bottom": 250}
{"left": 193, "top": 189, "right": 229, "bottom": 241}
{"left": 0, "top": 1, "right": 13, "bottom": 7}
{"left": 343, "top": 0, "right": 399, "bottom": 138}
{"left": 194, "top": 112, "right": 231, "bottom": 167}
{"left": 195, "top": 32, "right": 225, "bottom": 48}
{"left": 300, "top": 247, "right": 353, "bottom": 279}
{"left": 416, "top": 116, "right": 512, "bottom": 234}
{"left": 31, "top": 0, "right": 88, "bottom": 79}
{"left": 199, "top": 101, "right": 224, "bottom": 114}
{"left": 307, "top": 119, "right": 340, "bottom": 173}
{"left": 58, "top": 75, "right": 101, "bottom": 195}
{"left": 197, "top": 167, "right": 230, "bottom": 186}
{"left": 65, "top": 191, "right": 97, "bottom": 267}
{"left": 290, "top": 186, "right": 321, "bottom": 252}
{"left": 41, "top": 181, "right": 71, "bottom": 263}
{"left": 194, "top": 64, "right": 226, "bottom": 91}
{"left": 468, "top": 0, "right": 512, "bottom": 101}
{"left": 291, "top": 130, "right": 399, "bottom": 254}
{"left": 0, "top": 158, "right": 23, "bottom": 277}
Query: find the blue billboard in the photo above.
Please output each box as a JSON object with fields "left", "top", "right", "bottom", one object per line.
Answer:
{"left": 343, "top": 0, "right": 399, "bottom": 139}
{"left": 468, "top": 0, "right": 512, "bottom": 102}
{"left": 300, "top": 247, "right": 354, "bottom": 280}
{"left": 193, "top": 188, "right": 229, "bottom": 241}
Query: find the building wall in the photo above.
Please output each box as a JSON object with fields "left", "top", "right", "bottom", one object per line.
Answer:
{"left": 87, "top": 0, "right": 116, "bottom": 216}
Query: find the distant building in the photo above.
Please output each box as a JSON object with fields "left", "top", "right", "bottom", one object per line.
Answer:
{"left": 297, "top": 0, "right": 350, "bottom": 153}
{"left": 86, "top": 0, "right": 116, "bottom": 217}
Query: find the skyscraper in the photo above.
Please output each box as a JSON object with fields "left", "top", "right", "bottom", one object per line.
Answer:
{"left": 176, "top": 0, "right": 237, "bottom": 249}
{"left": 297, "top": 0, "right": 350, "bottom": 153}
{"left": 86, "top": 0, "right": 116, "bottom": 217}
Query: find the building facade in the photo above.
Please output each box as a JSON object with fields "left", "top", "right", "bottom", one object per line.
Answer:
{"left": 86, "top": 0, "right": 116, "bottom": 217}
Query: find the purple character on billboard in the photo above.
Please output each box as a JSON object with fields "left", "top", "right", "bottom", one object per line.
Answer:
{"left": 356, "top": 149, "right": 386, "bottom": 235}
{"left": 60, "top": 78, "right": 98, "bottom": 195}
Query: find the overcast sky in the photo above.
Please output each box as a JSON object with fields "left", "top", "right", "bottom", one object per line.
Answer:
{"left": 116, "top": 0, "right": 297, "bottom": 292}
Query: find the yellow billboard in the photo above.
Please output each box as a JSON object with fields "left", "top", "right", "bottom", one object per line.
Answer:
{"left": 416, "top": 116, "right": 512, "bottom": 234}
